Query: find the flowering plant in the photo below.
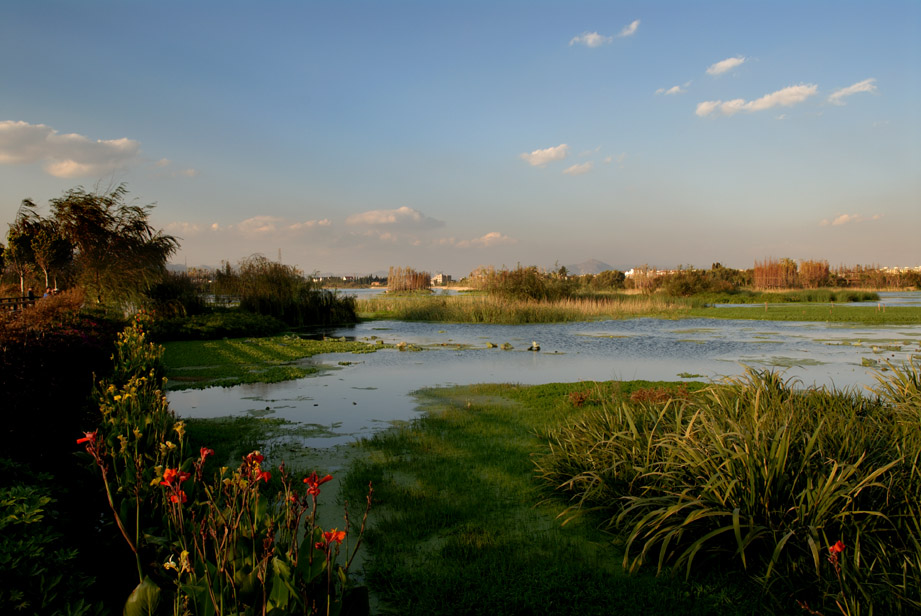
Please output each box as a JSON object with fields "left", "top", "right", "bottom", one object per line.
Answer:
{"left": 77, "top": 318, "right": 372, "bottom": 615}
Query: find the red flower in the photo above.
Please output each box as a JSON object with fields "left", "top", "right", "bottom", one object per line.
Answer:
{"left": 244, "top": 451, "right": 264, "bottom": 465}
{"left": 257, "top": 470, "right": 272, "bottom": 483}
{"left": 315, "top": 528, "right": 346, "bottom": 551}
{"left": 199, "top": 447, "right": 214, "bottom": 462}
{"left": 160, "top": 468, "right": 191, "bottom": 487}
{"left": 304, "top": 471, "right": 333, "bottom": 496}
{"left": 829, "top": 540, "right": 845, "bottom": 555}
{"left": 170, "top": 490, "right": 188, "bottom": 504}
{"left": 76, "top": 431, "right": 97, "bottom": 445}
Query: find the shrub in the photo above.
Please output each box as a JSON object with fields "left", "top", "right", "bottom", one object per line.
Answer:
{"left": 536, "top": 366, "right": 921, "bottom": 614}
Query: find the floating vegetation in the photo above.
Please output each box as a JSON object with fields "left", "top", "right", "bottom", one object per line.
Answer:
{"left": 500, "top": 342, "right": 513, "bottom": 350}
{"left": 749, "top": 356, "right": 827, "bottom": 368}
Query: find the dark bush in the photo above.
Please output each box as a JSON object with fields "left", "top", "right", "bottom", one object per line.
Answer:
{"left": 147, "top": 309, "right": 288, "bottom": 341}
{"left": 144, "top": 270, "right": 206, "bottom": 317}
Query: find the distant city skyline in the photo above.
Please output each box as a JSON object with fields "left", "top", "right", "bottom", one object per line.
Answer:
{"left": 2, "top": 1, "right": 919, "bottom": 278}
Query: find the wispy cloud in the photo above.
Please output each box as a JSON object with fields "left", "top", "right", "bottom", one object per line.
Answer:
{"left": 569, "top": 32, "right": 612, "bottom": 48}
{"left": 820, "top": 213, "right": 882, "bottom": 226}
{"left": 288, "top": 219, "right": 331, "bottom": 231}
{"left": 618, "top": 20, "right": 640, "bottom": 37}
{"left": 448, "top": 232, "right": 518, "bottom": 248}
{"left": 0, "top": 120, "right": 140, "bottom": 178}
{"left": 471, "top": 231, "right": 516, "bottom": 247}
{"left": 828, "top": 78, "right": 877, "bottom": 105}
{"left": 237, "top": 216, "right": 285, "bottom": 234}
{"left": 706, "top": 56, "right": 746, "bottom": 76}
{"left": 563, "top": 161, "right": 593, "bottom": 176}
{"left": 656, "top": 82, "right": 690, "bottom": 95}
{"left": 520, "top": 143, "right": 569, "bottom": 167}
{"left": 696, "top": 84, "right": 818, "bottom": 117}
{"left": 345, "top": 206, "right": 444, "bottom": 229}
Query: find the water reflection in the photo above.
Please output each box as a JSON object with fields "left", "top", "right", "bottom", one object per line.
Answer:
{"left": 168, "top": 316, "right": 921, "bottom": 448}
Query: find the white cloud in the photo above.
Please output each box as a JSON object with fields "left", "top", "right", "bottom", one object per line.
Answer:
{"left": 656, "top": 83, "right": 688, "bottom": 95}
{"left": 288, "top": 218, "right": 332, "bottom": 231}
{"left": 563, "top": 161, "right": 593, "bottom": 175}
{"left": 237, "top": 216, "right": 283, "bottom": 234}
{"left": 472, "top": 231, "right": 516, "bottom": 247}
{"left": 618, "top": 20, "right": 640, "bottom": 37}
{"left": 345, "top": 206, "right": 443, "bottom": 229}
{"left": 164, "top": 222, "right": 202, "bottom": 235}
{"left": 520, "top": 143, "right": 569, "bottom": 167}
{"left": 706, "top": 56, "right": 746, "bottom": 76}
{"left": 820, "top": 213, "right": 882, "bottom": 226}
{"left": 828, "top": 78, "right": 877, "bottom": 105}
{"left": 569, "top": 32, "right": 612, "bottom": 48}
{"left": 0, "top": 120, "right": 140, "bottom": 178}
{"left": 696, "top": 84, "right": 818, "bottom": 117}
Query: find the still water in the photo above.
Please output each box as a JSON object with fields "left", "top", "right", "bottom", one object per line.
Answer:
{"left": 168, "top": 311, "right": 921, "bottom": 448}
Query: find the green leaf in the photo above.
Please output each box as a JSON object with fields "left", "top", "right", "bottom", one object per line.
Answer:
{"left": 267, "top": 557, "right": 299, "bottom": 611}
{"left": 123, "top": 576, "right": 161, "bottom": 616}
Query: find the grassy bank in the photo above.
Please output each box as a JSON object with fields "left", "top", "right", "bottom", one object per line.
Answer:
{"left": 689, "top": 304, "right": 921, "bottom": 324}
{"left": 162, "top": 334, "right": 386, "bottom": 390}
{"left": 355, "top": 292, "right": 921, "bottom": 324}
{"left": 343, "top": 364, "right": 921, "bottom": 615}
{"left": 342, "top": 381, "right": 766, "bottom": 615}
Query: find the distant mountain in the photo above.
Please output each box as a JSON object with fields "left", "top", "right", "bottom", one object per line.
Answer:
{"left": 564, "top": 259, "right": 614, "bottom": 275}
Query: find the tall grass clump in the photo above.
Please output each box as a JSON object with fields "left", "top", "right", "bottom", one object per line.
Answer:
{"left": 535, "top": 364, "right": 921, "bottom": 614}
{"left": 387, "top": 266, "right": 430, "bottom": 292}
{"left": 357, "top": 293, "right": 693, "bottom": 323}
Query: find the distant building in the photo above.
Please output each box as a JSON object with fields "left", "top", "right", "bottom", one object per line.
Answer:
{"left": 431, "top": 273, "right": 453, "bottom": 285}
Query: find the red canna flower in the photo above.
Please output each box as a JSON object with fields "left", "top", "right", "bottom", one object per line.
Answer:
{"left": 829, "top": 540, "right": 845, "bottom": 554}
{"left": 170, "top": 490, "right": 188, "bottom": 504}
{"left": 315, "top": 528, "right": 346, "bottom": 551}
{"left": 160, "top": 467, "right": 191, "bottom": 487}
{"left": 200, "top": 447, "right": 214, "bottom": 461}
{"left": 304, "top": 471, "right": 333, "bottom": 496}
{"left": 76, "top": 431, "right": 97, "bottom": 445}
{"left": 257, "top": 470, "right": 272, "bottom": 483}
{"left": 244, "top": 451, "right": 264, "bottom": 465}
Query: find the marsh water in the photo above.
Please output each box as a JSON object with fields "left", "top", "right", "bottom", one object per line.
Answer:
{"left": 168, "top": 292, "right": 921, "bottom": 449}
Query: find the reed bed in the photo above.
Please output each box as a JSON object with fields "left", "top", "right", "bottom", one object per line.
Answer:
{"left": 356, "top": 293, "right": 693, "bottom": 323}
{"left": 535, "top": 363, "right": 921, "bottom": 614}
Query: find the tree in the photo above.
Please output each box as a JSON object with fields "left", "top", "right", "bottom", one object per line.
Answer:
{"left": 48, "top": 185, "right": 178, "bottom": 306}
{"left": 4, "top": 224, "right": 35, "bottom": 295}
{"left": 30, "top": 218, "right": 73, "bottom": 290}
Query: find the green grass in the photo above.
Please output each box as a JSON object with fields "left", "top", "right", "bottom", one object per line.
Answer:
{"left": 162, "top": 334, "right": 385, "bottom": 390}
{"left": 342, "top": 381, "right": 765, "bottom": 616}
{"left": 688, "top": 304, "right": 921, "bottom": 324}
{"left": 690, "top": 289, "right": 881, "bottom": 305}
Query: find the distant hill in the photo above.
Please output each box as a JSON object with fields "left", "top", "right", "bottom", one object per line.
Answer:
{"left": 564, "top": 259, "right": 614, "bottom": 275}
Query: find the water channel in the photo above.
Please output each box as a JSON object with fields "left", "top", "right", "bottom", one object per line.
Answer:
{"left": 168, "top": 292, "right": 921, "bottom": 449}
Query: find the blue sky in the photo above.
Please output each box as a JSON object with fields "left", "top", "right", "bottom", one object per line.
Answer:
{"left": 2, "top": 1, "right": 919, "bottom": 277}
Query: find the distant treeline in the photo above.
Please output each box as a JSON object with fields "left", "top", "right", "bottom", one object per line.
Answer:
{"left": 463, "top": 260, "right": 920, "bottom": 300}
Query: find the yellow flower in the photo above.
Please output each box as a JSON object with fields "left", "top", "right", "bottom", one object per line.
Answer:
{"left": 173, "top": 421, "right": 186, "bottom": 439}
{"left": 117, "top": 434, "right": 128, "bottom": 453}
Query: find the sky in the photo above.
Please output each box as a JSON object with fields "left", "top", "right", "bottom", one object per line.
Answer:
{"left": 1, "top": 1, "right": 919, "bottom": 277}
